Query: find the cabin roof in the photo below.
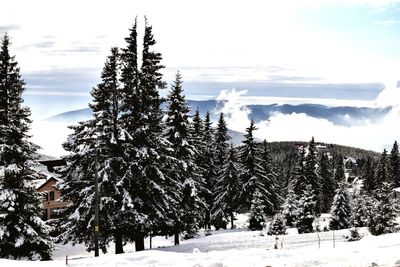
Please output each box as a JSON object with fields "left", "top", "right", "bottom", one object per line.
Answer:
{"left": 36, "top": 177, "right": 61, "bottom": 191}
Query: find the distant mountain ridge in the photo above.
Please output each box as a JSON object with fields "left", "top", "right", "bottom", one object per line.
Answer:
{"left": 47, "top": 100, "right": 391, "bottom": 127}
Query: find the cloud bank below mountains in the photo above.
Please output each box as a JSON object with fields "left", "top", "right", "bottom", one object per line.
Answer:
{"left": 216, "top": 81, "right": 400, "bottom": 152}
{"left": 29, "top": 81, "right": 400, "bottom": 157}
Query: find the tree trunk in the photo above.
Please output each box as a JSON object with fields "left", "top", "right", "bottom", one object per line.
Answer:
{"left": 135, "top": 235, "right": 145, "bottom": 251}
{"left": 149, "top": 234, "right": 152, "bottom": 249}
{"left": 115, "top": 232, "right": 124, "bottom": 254}
{"left": 174, "top": 232, "right": 180, "bottom": 245}
{"left": 230, "top": 212, "right": 234, "bottom": 229}
{"left": 205, "top": 210, "right": 211, "bottom": 230}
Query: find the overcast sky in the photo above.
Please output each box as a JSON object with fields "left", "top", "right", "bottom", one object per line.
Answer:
{"left": 2, "top": 0, "right": 400, "bottom": 101}
{"left": 4, "top": 0, "right": 400, "bottom": 155}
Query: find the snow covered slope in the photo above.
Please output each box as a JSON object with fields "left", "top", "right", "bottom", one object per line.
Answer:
{"left": 2, "top": 222, "right": 400, "bottom": 266}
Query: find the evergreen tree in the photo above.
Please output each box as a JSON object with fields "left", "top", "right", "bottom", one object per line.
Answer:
{"left": 389, "top": 141, "right": 400, "bottom": 187}
{"left": 0, "top": 34, "right": 53, "bottom": 260}
{"left": 120, "top": 17, "right": 140, "bottom": 132}
{"left": 59, "top": 48, "right": 129, "bottom": 254}
{"left": 304, "top": 137, "right": 322, "bottom": 214}
{"left": 334, "top": 154, "right": 345, "bottom": 183}
{"left": 165, "top": 72, "right": 204, "bottom": 244}
{"left": 368, "top": 182, "right": 397, "bottom": 236}
{"left": 375, "top": 149, "right": 388, "bottom": 187}
{"left": 248, "top": 189, "right": 266, "bottom": 230}
{"left": 361, "top": 156, "right": 376, "bottom": 193}
{"left": 296, "top": 185, "right": 316, "bottom": 234}
{"left": 214, "top": 112, "right": 230, "bottom": 168}
{"left": 329, "top": 182, "right": 351, "bottom": 230}
{"left": 260, "top": 139, "right": 282, "bottom": 214}
{"left": 198, "top": 112, "right": 217, "bottom": 229}
{"left": 351, "top": 192, "right": 373, "bottom": 228}
{"left": 212, "top": 144, "right": 241, "bottom": 229}
{"left": 319, "top": 153, "right": 335, "bottom": 213}
{"left": 125, "top": 18, "right": 177, "bottom": 250}
{"left": 211, "top": 112, "right": 231, "bottom": 228}
{"left": 281, "top": 189, "right": 299, "bottom": 227}
{"left": 240, "top": 120, "right": 274, "bottom": 215}
{"left": 118, "top": 19, "right": 157, "bottom": 251}
{"left": 191, "top": 108, "right": 204, "bottom": 150}
{"left": 268, "top": 213, "right": 287, "bottom": 236}
{"left": 291, "top": 147, "right": 307, "bottom": 197}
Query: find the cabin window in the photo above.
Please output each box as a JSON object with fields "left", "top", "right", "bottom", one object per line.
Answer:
{"left": 44, "top": 192, "right": 49, "bottom": 201}
{"left": 50, "top": 191, "right": 55, "bottom": 201}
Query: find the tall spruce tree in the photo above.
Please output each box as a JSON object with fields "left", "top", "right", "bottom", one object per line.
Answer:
{"left": 165, "top": 72, "right": 204, "bottom": 244}
{"left": 0, "top": 34, "right": 53, "bottom": 260}
{"left": 120, "top": 17, "right": 140, "bottom": 132}
{"left": 319, "top": 153, "right": 335, "bottom": 213}
{"left": 291, "top": 147, "right": 307, "bottom": 197}
{"left": 240, "top": 120, "right": 274, "bottom": 214}
{"left": 334, "top": 154, "right": 345, "bottom": 183}
{"left": 59, "top": 48, "right": 129, "bottom": 254}
{"left": 389, "top": 141, "right": 400, "bottom": 188}
{"left": 375, "top": 149, "right": 388, "bottom": 187}
{"left": 304, "top": 137, "right": 322, "bottom": 214}
{"left": 211, "top": 112, "right": 231, "bottom": 228}
{"left": 214, "top": 113, "right": 230, "bottom": 171}
{"left": 329, "top": 182, "right": 351, "bottom": 230}
{"left": 118, "top": 19, "right": 158, "bottom": 252}
{"left": 260, "top": 139, "right": 281, "bottom": 214}
{"left": 212, "top": 144, "right": 241, "bottom": 229}
{"left": 361, "top": 156, "right": 376, "bottom": 193}
{"left": 198, "top": 112, "right": 216, "bottom": 229}
{"left": 125, "top": 18, "right": 177, "bottom": 250}
{"left": 191, "top": 108, "right": 204, "bottom": 149}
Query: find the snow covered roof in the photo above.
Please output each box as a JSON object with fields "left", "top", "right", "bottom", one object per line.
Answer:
{"left": 344, "top": 157, "right": 357, "bottom": 164}
{"left": 32, "top": 178, "right": 48, "bottom": 190}
{"left": 32, "top": 159, "right": 64, "bottom": 190}
{"left": 36, "top": 177, "right": 63, "bottom": 191}
{"left": 393, "top": 187, "right": 400, "bottom": 193}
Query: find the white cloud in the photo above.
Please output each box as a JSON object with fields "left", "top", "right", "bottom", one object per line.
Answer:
{"left": 217, "top": 81, "right": 400, "bottom": 152}
{"left": 216, "top": 89, "right": 251, "bottom": 133}
{"left": 375, "top": 80, "right": 400, "bottom": 107}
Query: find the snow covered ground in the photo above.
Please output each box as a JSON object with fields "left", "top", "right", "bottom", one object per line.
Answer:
{"left": 2, "top": 214, "right": 400, "bottom": 267}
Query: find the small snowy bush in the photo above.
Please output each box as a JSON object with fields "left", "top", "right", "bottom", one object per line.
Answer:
{"left": 267, "top": 213, "right": 287, "bottom": 236}
{"left": 345, "top": 228, "right": 362, "bottom": 242}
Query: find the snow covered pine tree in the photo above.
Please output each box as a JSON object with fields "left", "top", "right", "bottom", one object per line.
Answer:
{"left": 268, "top": 213, "right": 287, "bottom": 236}
{"left": 240, "top": 120, "right": 275, "bottom": 213}
{"left": 368, "top": 182, "right": 397, "bottom": 236}
{"left": 212, "top": 144, "right": 242, "bottom": 229}
{"left": 211, "top": 112, "right": 231, "bottom": 229}
{"left": 165, "top": 72, "right": 205, "bottom": 243}
{"left": 59, "top": 47, "right": 130, "bottom": 254}
{"left": 0, "top": 34, "right": 53, "bottom": 260}
{"left": 197, "top": 112, "right": 217, "bottom": 230}
{"left": 296, "top": 185, "right": 316, "bottom": 234}
{"left": 329, "top": 182, "right": 351, "bottom": 230}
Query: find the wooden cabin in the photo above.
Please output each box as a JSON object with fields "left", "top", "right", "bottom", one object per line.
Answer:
{"left": 36, "top": 159, "right": 69, "bottom": 220}
{"left": 37, "top": 177, "right": 69, "bottom": 220}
